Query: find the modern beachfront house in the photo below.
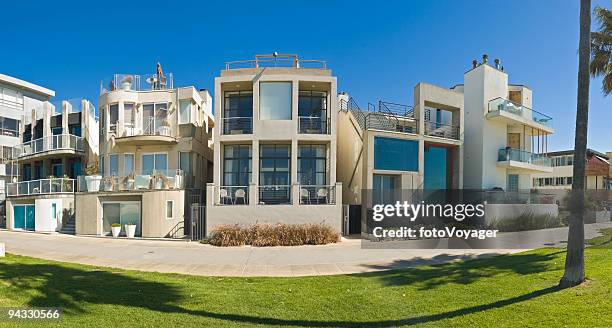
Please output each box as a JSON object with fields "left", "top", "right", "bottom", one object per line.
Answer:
{"left": 460, "top": 55, "right": 555, "bottom": 191}
{"left": 0, "top": 74, "right": 55, "bottom": 228}
{"left": 205, "top": 54, "right": 343, "bottom": 235}
{"left": 5, "top": 98, "right": 98, "bottom": 233}
{"left": 75, "top": 65, "right": 214, "bottom": 238}
{"left": 337, "top": 83, "right": 464, "bottom": 233}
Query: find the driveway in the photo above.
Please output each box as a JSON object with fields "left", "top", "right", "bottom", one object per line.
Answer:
{"left": 1, "top": 223, "right": 610, "bottom": 277}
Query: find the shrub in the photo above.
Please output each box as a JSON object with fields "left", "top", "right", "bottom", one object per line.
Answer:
{"left": 487, "top": 212, "right": 563, "bottom": 232}
{"left": 208, "top": 223, "right": 340, "bottom": 247}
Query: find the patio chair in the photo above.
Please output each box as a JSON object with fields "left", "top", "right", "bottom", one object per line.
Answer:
{"left": 316, "top": 188, "right": 328, "bottom": 204}
{"left": 220, "top": 188, "right": 232, "bottom": 205}
{"left": 300, "top": 188, "right": 311, "bottom": 204}
{"left": 234, "top": 188, "right": 246, "bottom": 205}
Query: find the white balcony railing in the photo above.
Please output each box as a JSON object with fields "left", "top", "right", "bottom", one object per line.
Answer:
{"left": 14, "top": 134, "right": 83, "bottom": 158}
{"left": 7, "top": 178, "right": 75, "bottom": 197}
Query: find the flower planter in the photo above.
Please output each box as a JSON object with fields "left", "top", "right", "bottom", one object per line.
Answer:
{"left": 125, "top": 179, "right": 135, "bottom": 190}
{"left": 111, "top": 225, "right": 121, "bottom": 238}
{"left": 153, "top": 177, "right": 164, "bottom": 190}
{"left": 121, "top": 82, "right": 132, "bottom": 91}
{"left": 174, "top": 174, "right": 183, "bottom": 188}
{"left": 84, "top": 175, "right": 102, "bottom": 192}
{"left": 125, "top": 224, "right": 136, "bottom": 238}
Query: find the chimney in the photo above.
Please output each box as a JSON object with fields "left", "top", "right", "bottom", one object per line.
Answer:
{"left": 482, "top": 54, "right": 489, "bottom": 64}
{"left": 472, "top": 60, "right": 478, "bottom": 69}
{"left": 494, "top": 58, "right": 500, "bottom": 69}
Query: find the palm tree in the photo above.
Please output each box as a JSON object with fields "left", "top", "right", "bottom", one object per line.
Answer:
{"left": 560, "top": 0, "right": 591, "bottom": 288}
{"left": 590, "top": 6, "right": 612, "bottom": 95}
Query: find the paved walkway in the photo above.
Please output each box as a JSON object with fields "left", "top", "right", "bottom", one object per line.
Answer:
{"left": 1, "top": 223, "right": 610, "bottom": 277}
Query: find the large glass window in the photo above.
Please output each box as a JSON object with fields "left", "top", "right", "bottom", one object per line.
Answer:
{"left": 142, "top": 103, "right": 168, "bottom": 134}
{"left": 373, "top": 174, "right": 399, "bottom": 205}
{"left": 124, "top": 103, "right": 135, "bottom": 128}
{"left": 259, "top": 145, "right": 291, "bottom": 204}
{"left": 223, "top": 145, "right": 251, "bottom": 187}
{"left": 298, "top": 91, "right": 328, "bottom": 133}
{"left": 69, "top": 124, "right": 81, "bottom": 137}
{"left": 109, "top": 104, "right": 119, "bottom": 131}
{"left": 124, "top": 154, "right": 134, "bottom": 175}
{"left": 223, "top": 91, "right": 253, "bottom": 134}
{"left": 298, "top": 145, "right": 326, "bottom": 185}
{"left": 374, "top": 137, "right": 418, "bottom": 171}
{"left": 298, "top": 91, "right": 327, "bottom": 117}
{"left": 260, "top": 82, "right": 292, "bottom": 120}
{"left": 179, "top": 100, "right": 191, "bottom": 124}
{"left": 109, "top": 154, "right": 119, "bottom": 176}
{"left": 141, "top": 153, "right": 167, "bottom": 175}
{"left": 0, "top": 117, "right": 20, "bottom": 137}
{"left": 224, "top": 91, "right": 253, "bottom": 118}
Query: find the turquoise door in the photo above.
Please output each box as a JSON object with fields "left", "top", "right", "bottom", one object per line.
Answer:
{"left": 13, "top": 205, "right": 35, "bottom": 230}
{"left": 13, "top": 206, "right": 25, "bottom": 229}
{"left": 25, "top": 205, "right": 35, "bottom": 230}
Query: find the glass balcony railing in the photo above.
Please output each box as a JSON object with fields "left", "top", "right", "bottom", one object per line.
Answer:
{"left": 225, "top": 54, "right": 327, "bottom": 70}
{"left": 100, "top": 73, "right": 174, "bottom": 95}
{"left": 7, "top": 178, "right": 75, "bottom": 197}
{"left": 498, "top": 148, "right": 552, "bottom": 167}
{"left": 14, "top": 134, "right": 83, "bottom": 158}
{"left": 221, "top": 117, "right": 252, "bottom": 135}
{"left": 488, "top": 98, "right": 553, "bottom": 127}
{"left": 298, "top": 116, "right": 330, "bottom": 134}
{"left": 424, "top": 121, "right": 460, "bottom": 140}
{"left": 77, "top": 169, "right": 185, "bottom": 192}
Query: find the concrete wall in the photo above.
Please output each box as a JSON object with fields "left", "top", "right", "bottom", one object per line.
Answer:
{"left": 6, "top": 195, "right": 73, "bottom": 232}
{"left": 75, "top": 190, "right": 185, "bottom": 238}
{"left": 206, "top": 183, "right": 343, "bottom": 234}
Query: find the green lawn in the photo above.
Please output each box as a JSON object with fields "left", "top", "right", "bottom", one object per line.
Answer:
{"left": 0, "top": 230, "right": 610, "bottom": 327}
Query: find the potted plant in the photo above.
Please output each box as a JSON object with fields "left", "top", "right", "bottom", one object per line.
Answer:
{"left": 174, "top": 170, "right": 184, "bottom": 189}
{"left": 84, "top": 163, "right": 101, "bottom": 192}
{"left": 61, "top": 174, "right": 73, "bottom": 192}
{"left": 158, "top": 118, "right": 171, "bottom": 136}
{"left": 121, "top": 75, "right": 133, "bottom": 91}
{"left": 48, "top": 175, "right": 61, "bottom": 193}
{"left": 125, "top": 223, "right": 137, "bottom": 238}
{"left": 124, "top": 171, "right": 135, "bottom": 190}
{"left": 151, "top": 171, "right": 166, "bottom": 189}
{"left": 102, "top": 176, "right": 116, "bottom": 191}
{"left": 111, "top": 223, "right": 121, "bottom": 238}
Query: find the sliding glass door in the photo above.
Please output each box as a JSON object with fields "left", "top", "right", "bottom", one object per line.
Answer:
{"left": 102, "top": 202, "right": 141, "bottom": 236}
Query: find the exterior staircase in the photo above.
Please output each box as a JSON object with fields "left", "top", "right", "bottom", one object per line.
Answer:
{"left": 59, "top": 216, "right": 76, "bottom": 234}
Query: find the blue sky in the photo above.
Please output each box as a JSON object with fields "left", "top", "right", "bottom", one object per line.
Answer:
{"left": 1, "top": 0, "right": 610, "bottom": 151}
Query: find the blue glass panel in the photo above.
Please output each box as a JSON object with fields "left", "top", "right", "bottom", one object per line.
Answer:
{"left": 374, "top": 137, "right": 418, "bottom": 171}
{"left": 424, "top": 146, "right": 447, "bottom": 189}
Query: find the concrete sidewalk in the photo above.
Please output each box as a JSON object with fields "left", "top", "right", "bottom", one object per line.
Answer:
{"left": 1, "top": 223, "right": 609, "bottom": 277}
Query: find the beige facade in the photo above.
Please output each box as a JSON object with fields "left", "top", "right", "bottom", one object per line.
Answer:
{"left": 75, "top": 69, "right": 214, "bottom": 238}
{"left": 206, "top": 54, "right": 343, "bottom": 235}
{"left": 337, "top": 82, "right": 464, "bottom": 207}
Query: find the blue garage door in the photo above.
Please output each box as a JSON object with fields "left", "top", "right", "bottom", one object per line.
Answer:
{"left": 13, "top": 205, "right": 35, "bottom": 230}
